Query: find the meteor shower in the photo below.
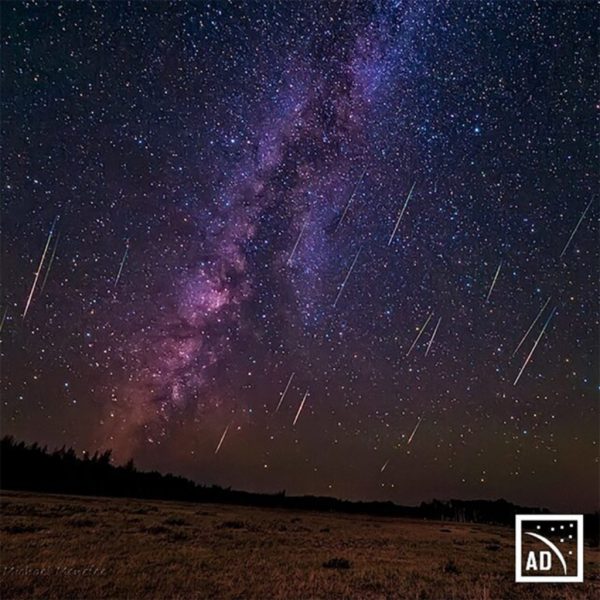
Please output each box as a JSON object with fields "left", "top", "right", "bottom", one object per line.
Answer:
{"left": 1, "top": 2, "right": 598, "bottom": 598}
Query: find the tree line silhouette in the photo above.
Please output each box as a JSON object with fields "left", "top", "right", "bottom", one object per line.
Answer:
{"left": 1, "top": 436, "right": 597, "bottom": 544}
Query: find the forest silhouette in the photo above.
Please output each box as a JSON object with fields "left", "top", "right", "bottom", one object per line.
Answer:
{"left": 1, "top": 436, "right": 597, "bottom": 544}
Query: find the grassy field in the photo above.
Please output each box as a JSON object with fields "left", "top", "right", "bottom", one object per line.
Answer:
{"left": 0, "top": 490, "right": 598, "bottom": 599}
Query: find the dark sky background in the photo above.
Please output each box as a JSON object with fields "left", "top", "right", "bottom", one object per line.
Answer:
{"left": 1, "top": 1, "right": 598, "bottom": 512}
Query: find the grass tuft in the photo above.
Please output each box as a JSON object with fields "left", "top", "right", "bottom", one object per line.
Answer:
{"left": 443, "top": 559, "right": 460, "bottom": 574}
{"left": 322, "top": 557, "right": 352, "bottom": 570}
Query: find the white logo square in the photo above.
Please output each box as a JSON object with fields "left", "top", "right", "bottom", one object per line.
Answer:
{"left": 515, "top": 514, "right": 583, "bottom": 582}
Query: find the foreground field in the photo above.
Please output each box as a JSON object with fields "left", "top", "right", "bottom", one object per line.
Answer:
{"left": 0, "top": 491, "right": 598, "bottom": 599}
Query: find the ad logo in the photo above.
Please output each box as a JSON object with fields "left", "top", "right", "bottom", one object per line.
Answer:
{"left": 515, "top": 514, "right": 583, "bottom": 582}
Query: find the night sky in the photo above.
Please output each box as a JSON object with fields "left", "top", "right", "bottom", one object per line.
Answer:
{"left": 2, "top": 1, "right": 598, "bottom": 512}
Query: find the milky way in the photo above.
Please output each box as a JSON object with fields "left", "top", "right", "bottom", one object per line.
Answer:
{"left": 2, "top": 1, "right": 598, "bottom": 511}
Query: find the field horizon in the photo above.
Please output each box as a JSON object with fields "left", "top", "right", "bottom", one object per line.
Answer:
{"left": 1, "top": 490, "right": 598, "bottom": 599}
{"left": 7, "top": 435, "right": 586, "bottom": 530}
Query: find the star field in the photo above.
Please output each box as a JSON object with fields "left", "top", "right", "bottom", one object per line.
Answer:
{"left": 1, "top": 1, "right": 598, "bottom": 511}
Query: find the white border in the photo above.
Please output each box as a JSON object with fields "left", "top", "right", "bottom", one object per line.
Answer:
{"left": 515, "top": 514, "right": 584, "bottom": 583}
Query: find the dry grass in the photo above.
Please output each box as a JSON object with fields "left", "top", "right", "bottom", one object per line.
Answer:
{"left": 0, "top": 490, "right": 598, "bottom": 599}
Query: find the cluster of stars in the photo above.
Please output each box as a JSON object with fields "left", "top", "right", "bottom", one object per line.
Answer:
{"left": 1, "top": 1, "right": 597, "bottom": 511}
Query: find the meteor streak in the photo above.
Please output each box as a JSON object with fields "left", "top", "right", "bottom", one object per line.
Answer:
{"left": 333, "top": 247, "right": 362, "bottom": 307}
{"left": 407, "top": 416, "right": 423, "bottom": 445}
{"left": 388, "top": 181, "right": 416, "bottom": 245}
{"left": 424, "top": 317, "right": 441, "bottom": 357}
{"left": 287, "top": 221, "right": 308, "bottom": 266}
{"left": 0, "top": 307, "right": 8, "bottom": 333}
{"left": 335, "top": 168, "right": 367, "bottom": 232}
{"left": 380, "top": 458, "right": 390, "bottom": 473}
{"left": 512, "top": 297, "right": 551, "bottom": 357}
{"left": 40, "top": 232, "right": 60, "bottom": 295}
{"left": 406, "top": 312, "right": 433, "bottom": 356}
{"left": 560, "top": 198, "right": 593, "bottom": 258}
{"left": 22, "top": 217, "right": 57, "bottom": 319}
{"left": 293, "top": 389, "right": 309, "bottom": 426}
{"left": 214, "top": 423, "right": 231, "bottom": 455}
{"left": 513, "top": 306, "right": 557, "bottom": 386}
{"left": 485, "top": 260, "right": 502, "bottom": 302}
{"left": 114, "top": 240, "right": 130, "bottom": 289}
{"left": 275, "top": 372, "right": 295, "bottom": 412}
